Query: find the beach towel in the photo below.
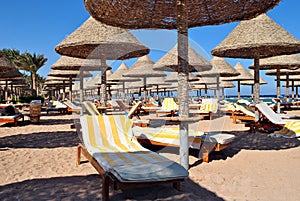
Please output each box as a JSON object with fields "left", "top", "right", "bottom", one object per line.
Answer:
{"left": 271, "top": 121, "right": 300, "bottom": 140}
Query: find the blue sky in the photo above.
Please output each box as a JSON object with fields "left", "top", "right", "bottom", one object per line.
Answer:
{"left": 0, "top": 0, "right": 299, "bottom": 96}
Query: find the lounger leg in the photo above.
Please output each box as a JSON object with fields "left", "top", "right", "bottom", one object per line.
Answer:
{"left": 202, "top": 152, "right": 209, "bottom": 163}
{"left": 77, "top": 145, "right": 82, "bottom": 165}
{"left": 102, "top": 174, "right": 110, "bottom": 201}
{"left": 173, "top": 181, "right": 181, "bottom": 191}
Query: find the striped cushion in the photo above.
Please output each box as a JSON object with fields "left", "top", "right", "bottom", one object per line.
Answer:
{"left": 83, "top": 101, "right": 100, "bottom": 115}
{"left": 80, "top": 114, "right": 188, "bottom": 182}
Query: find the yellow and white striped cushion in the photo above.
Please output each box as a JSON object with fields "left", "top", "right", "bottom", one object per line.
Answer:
{"left": 161, "top": 98, "right": 179, "bottom": 111}
{"left": 80, "top": 115, "right": 171, "bottom": 171}
{"left": 273, "top": 121, "right": 300, "bottom": 139}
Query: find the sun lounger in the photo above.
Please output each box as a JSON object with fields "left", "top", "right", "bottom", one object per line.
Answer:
{"left": 46, "top": 101, "right": 68, "bottom": 114}
{"left": 133, "top": 126, "right": 235, "bottom": 163}
{"left": 190, "top": 98, "right": 218, "bottom": 120}
{"left": 247, "top": 102, "right": 300, "bottom": 131}
{"left": 231, "top": 103, "right": 256, "bottom": 124}
{"left": 0, "top": 105, "right": 24, "bottom": 126}
{"left": 63, "top": 101, "right": 82, "bottom": 114}
{"left": 78, "top": 114, "right": 188, "bottom": 200}
{"left": 270, "top": 121, "right": 300, "bottom": 139}
{"left": 156, "top": 98, "right": 179, "bottom": 117}
{"left": 83, "top": 101, "right": 101, "bottom": 115}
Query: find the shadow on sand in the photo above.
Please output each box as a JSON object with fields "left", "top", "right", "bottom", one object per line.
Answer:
{"left": 0, "top": 175, "right": 224, "bottom": 201}
{"left": 0, "top": 131, "right": 79, "bottom": 149}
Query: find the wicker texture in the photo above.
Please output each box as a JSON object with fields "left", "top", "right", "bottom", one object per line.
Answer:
{"left": 154, "top": 44, "right": 211, "bottom": 72}
{"left": 47, "top": 70, "right": 92, "bottom": 78}
{"left": 266, "top": 68, "right": 300, "bottom": 76}
{"left": 124, "top": 55, "right": 166, "bottom": 78}
{"left": 0, "top": 70, "right": 23, "bottom": 80}
{"left": 198, "top": 57, "right": 239, "bottom": 77}
{"left": 108, "top": 62, "right": 140, "bottom": 82}
{"left": 165, "top": 72, "right": 198, "bottom": 82}
{"left": 249, "top": 54, "right": 300, "bottom": 70}
{"left": 55, "top": 17, "right": 149, "bottom": 59}
{"left": 212, "top": 14, "right": 300, "bottom": 59}
{"left": 240, "top": 70, "right": 267, "bottom": 85}
{"left": 0, "top": 52, "right": 15, "bottom": 72}
{"left": 51, "top": 56, "right": 111, "bottom": 71}
{"left": 225, "top": 62, "right": 253, "bottom": 81}
{"left": 84, "top": 0, "right": 280, "bottom": 29}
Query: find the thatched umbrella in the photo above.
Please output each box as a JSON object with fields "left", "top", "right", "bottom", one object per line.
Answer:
{"left": 191, "top": 76, "right": 216, "bottom": 98}
{"left": 84, "top": 0, "right": 280, "bottom": 169}
{"left": 0, "top": 51, "right": 15, "bottom": 72}
{"left": 224, "top": 62, "right": 253, "bottom": 99}
{"left": 146, "top": 76, "right": 171, "bottom": 99}
{"left": 249, "top": 54, "right": 300, "bottom": 98}
{"left": 107, "top": 62, "right": 140, "bottom": 99}
{"left": 0, "top": 70, "right": 23, "bottom": 100}
{"left": 208, "top": 79, "right": 235, "bottom": 100}
{"left": 212, "top": 14, "right": 300, "bottom": 103}
{"left": 198, "top": 57, "right": 239, "bottom": 100}
{"left": 48, "top": 70, "right": 92, "bottom": 101}
{"left": 51, "top": 55, "right": 110, "bottom": 101}
{"left": 55, "top": 17, "right": 149, "bottom": 106}
{"left": 123, "top": 55, "right": 166, "bottom": 101}
{"left": 266, "top": 68, "right": 300, "bottom": 100}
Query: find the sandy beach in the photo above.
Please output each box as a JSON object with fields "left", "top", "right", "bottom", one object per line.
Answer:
{"left": 1, "top": 110, "right": 300, "bottom": 201}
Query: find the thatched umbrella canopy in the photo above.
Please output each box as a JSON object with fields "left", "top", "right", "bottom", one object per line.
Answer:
{"left": 153, "top": 44, "right": 212, "bottom": 72}
{"left": 55, "top": 17, "right": 149, "bottom": 105}
{"left": 212, "top": 14, "right": 300, "bottom": 103}
{"left": 249, "top": 54, "right": 300, "bottom": 99}
{"left": 107, "top": 62, "right": 140, "bottom": 98}
{"left": 266, "top": 68, "right": 300, "bottom": 100}
{"left": 224, "top": 62, "right": 253, "bottom": 99}
{"left": 50, "top": 55, "right": 111, "bottom": 101}
{"left": 146, "top": 76, "right": 171, "bottom": 99}
{"left": 0, "top": 51, "right": 15, "bottom": 72}
{"left": 84, "top": 0, "right": 280, "bottom": 169}
{"left": 198, "top": 57, "right": 239, "bottom": 100}
{"left": 123, "top": 55, "right": 166, "bottom": 101}
{"left": 165, "top": 72, "right": 199, "bottom": 83}
{"left": 0, "top": 70, "right": 24, "bottom": 100}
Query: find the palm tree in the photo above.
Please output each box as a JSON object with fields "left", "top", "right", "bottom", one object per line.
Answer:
{"left": 18, "top": 52, "right": 48, "bottom": 96}
{"left": 1, "top": 48, "right": 22, "bottom": 67}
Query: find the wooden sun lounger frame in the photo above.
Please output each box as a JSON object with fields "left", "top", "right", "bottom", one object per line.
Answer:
{"left": 230, "top": 110, "right": 255, "bottom": 124}
{"left": 137, "top": 138, "right": 232, "bottom": 163}
{"left": 0, "top": 113, "right": 24, "bottom": 126}
{"left": 77, "top": 144, "right": 183, "bottom": 201}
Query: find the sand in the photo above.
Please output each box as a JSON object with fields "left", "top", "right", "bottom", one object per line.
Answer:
{"left": 0, "top": 109, "right": 300, "bottom": 200}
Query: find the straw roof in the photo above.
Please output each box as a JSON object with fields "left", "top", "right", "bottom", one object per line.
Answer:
{"left": 240, "top": 70, "right": 267, "bottom": 85}
{"left": 192, "top": 76, "right": 216, "bottom": 86}
{"left": 283, "top": 81, "right": 300, "bottom": 87}
{"left": 164, "top": 72, "right": 198, "bottom": 83}
{"left": 55, "top": 17, "right": 149, "bottom": 60}
{"left": 146, "top": 76, "right": 171, "bottom": 86}
{"left": 84, "top": 1, "right": 280, "bottom": 29}
{"left": 123, "top": 55, "right": 166, "bottom": 78}
{"left": 107, "top": 62, "right": 140, "bottom": 82}
{"left": 211, "top": 14, "right": 300, "bottom": 59}
{"left": 0, "top": 70, "right": 23, "bottom": 80}
{"left": 0, "top": 51, "right": 15, "bottom": 72}
{"left": 276, "top": 74, "right": 300, "bottom": 81}
{"left": 47, "top": 70, "right": 92, "bottom": 78}
{"left": 266, "top": 68, "right": 300, "bottom": 76}
{"left": 154, "top": 44, "right": 212, "bottom": 72}
{"left": 208, "top": 80, "right": 235, "bottom": 89}
{"left": 249, "top": 54, "right": 300, "bottom": 70}
{"left": 51, "top": 56, "right": 111, "bottom": 71}
{"left": 199, "top": 57, "right": 239, "bottom": 77}
{"left": 225, "top": 62, "right": 253, "bottom": 81}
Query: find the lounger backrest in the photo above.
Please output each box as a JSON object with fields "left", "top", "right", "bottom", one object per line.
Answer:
{"left": 161, "top": 98, "right": 178, "bottom": 110}
{"left": 200, "top": 98, "right": 218, "bottom": 113}
{"left": 234, "top": 103, "right": 255, "bottom": 117}
{"left": 127, "top": 101, "right": 142, "bottom": 118}
{"left": 256, "top": 102, "right": 282, "bottom": 124}
{"left": 83, "top": 101, "right": 100, "bottom": 115}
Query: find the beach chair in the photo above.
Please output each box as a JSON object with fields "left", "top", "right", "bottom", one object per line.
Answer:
{"left": 133, "top": 126, "right": 235, "bottom": 163}
{"left": 83, "top": 101, "right": 101, "bottom": 115}
{"left": 248, "top": 102, "right": 300, "bottom": 131}
{"left": 271, "top": 121, "right": 300, "bottom": 139}
{"left": 46, "top": 101, "right": 68, "bottom": 114}
{"left": 190, "top": 98, "right": 218, "bottom": 120}
{"left": 156, "top": 98, "right": 179, "bottom": 117}
{"left": 77, "top": 114, "right": 188, "bottom": 200}
{"left": 63, "top": 100, "right": 82, "bottom": 114}
{"left": 231, "top": 103, "right": 256, "bottom": 124}
{"left": 0, "top": 105, "right": 24, "bottom": 126}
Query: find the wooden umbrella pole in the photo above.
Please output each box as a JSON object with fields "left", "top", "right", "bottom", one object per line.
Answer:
{"left": 69, "top": 76, "right": 73, "bottom": 101}
{"left": 292, "top": 80, "right": 295, "bottom": 100}
{"left": 177, "top": 0, "right": 189, "bottom": 170}
{"left": 62, "top": 80, "right": 66, "bottom": 100}
{"left": 100, "top": 58, "right": 107, "bottom": 106}
{"left": 237, "top": 80, "right": 241, "bottom": 100}
{"left": 143, "top": 77, "right": 147, "bottom": 102}
{"left": 253, "top": 57, "right": 260, "bottom": 103}
{"left": 216, "top": 75, "right": 220, "bottom": 100}
{"left": 286, "top": 73, "right": 289, "bottom": 100}
{"left": 276, "top": 68, "right": 281, "bottom": 98}
{"left": 79, "top": 69, "right": 84, "bottom": 103}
